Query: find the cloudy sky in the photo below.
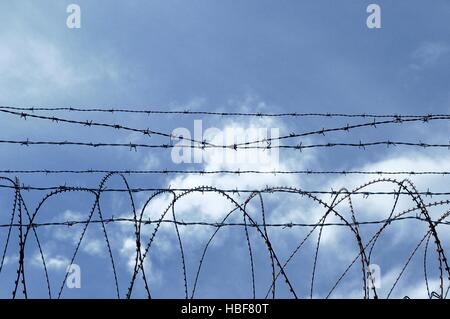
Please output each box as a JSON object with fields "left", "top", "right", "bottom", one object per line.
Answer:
{"left": 0, "top": 0, "right": 450, "bottom": 299}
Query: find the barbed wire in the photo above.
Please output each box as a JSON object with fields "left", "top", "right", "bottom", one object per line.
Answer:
{"left": 1, "top": 183, "right": 450, "bottom": 196}
{"left": 1, "top": 109, "right": 450, "bottom": 149}
{"left": 0, "top": 175, "right": 449, "bottom": 300}
{"left": 0, "top": 215, "right": 449, "bottom": 229}
{"left": 1, "top": 169, "right": 450, "bottom": 175}
{"left": 2, "top": 138, "right": 450, "bottom": 151}
{"left": 1, "top": 107, "right": 450, "bottom": 299}
{"left": 0, "top": 109, "right": 211, "bottom": 147}
{"left": 0, "top": 106, "right": 449, "bottom": 119}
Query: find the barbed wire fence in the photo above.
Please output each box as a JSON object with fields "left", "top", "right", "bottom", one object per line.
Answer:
{"left": 0, "top": 107, "right": 449, "bottom": 299}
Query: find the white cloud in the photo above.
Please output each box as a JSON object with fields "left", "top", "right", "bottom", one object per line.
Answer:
{"left": 0, "top": 33, "right": 122, "bottom": 101}
{"left": 82, "top": 239, "right": 104, "bottom": 256}
{"left": 119, "top": 236, "right": 161, "bottom": 286}
{"left": 48, "top": 210, "right": 107, "bottom": 258}
{"left": 1, "top": 255, "right": 18, "bottom": 267}
{"left": 31, "top": 252, "right": 69, "bottom": 271}
{"left": 276, "top": 152, "right": 450, "bottom": 245}
{"left": 330, "top": 265, "right": 442, "bottom": 299}
{"left": 118, "top": 99, "right": 450, "bottom": 298}
{"left": 50, "top": 210, "right": 84, "bottom": 243}
{"left": 410, "top": 41, "right": 450, "bottom": 70}
{"left": 163, "top": 116, "right": 312, "bottom": 221}
{"left": 111, "top": 112, "right": 314, "bottom": 293}
{"left": 142, "top": 155, "right": 160, "bottom": 170}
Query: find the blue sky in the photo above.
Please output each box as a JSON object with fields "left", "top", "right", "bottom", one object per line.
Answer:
{"left": 0, "top": 0, "right": 450, "bottom": 298}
